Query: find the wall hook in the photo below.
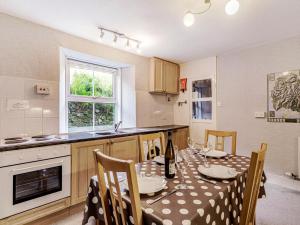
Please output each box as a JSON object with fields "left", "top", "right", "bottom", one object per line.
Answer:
{"left": 178, "top": 100, "right": 187, "bottom": 106}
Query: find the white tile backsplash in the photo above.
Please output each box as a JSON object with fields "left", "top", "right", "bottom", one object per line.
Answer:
{"left": 25, "top": 117, "right": 43, "bottom": 136}
{"left": 0, "top": 76, "right": 59, "bottom": 138}
{"left": 43, "top": 117, "right": 59, "bottom": 134}
{"left": 1, "top": 117, "right": 25, "bottom": 138}
{"left": 43, "top": 99, "right": 58, "bottom": 118}
{"left": 25, "top": 99, "right": 43, "bottom": 118}
{"left": 0, "top": 97, "right": 25, "bottom": 119}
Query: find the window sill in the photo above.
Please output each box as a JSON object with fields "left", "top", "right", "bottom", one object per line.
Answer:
{"left": 190, "top": 119, "right": 214, "bottom": 123}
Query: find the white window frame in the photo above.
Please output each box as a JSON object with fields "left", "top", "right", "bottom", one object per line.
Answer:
{"left": 190, "top": 77, "right": 214, "bottom": 123}
{"left": 65, "top": 58, "right": 120, "bottom": 132}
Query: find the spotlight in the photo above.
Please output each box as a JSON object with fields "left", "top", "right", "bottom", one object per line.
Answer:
{"left": 183, "top": 11, "right": 195, "bottom": 27}
{"left": 225, "top": 0, "right": 240, "bottom": 15}
{"left": 113, "top": 34, "right": 118, "bottom": 46}
{"left": 99, "top": 29, "right": 104, "bottom": 41}
{"left": 125, "top": 39, "right": 130, "bottom": 50}
{"left": 136, "top": 42, "right": 141, "bottom": 54}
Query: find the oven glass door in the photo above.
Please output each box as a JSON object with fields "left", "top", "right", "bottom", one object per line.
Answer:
{"left": 13, "top": 166, "right": 62, "bottom": 204}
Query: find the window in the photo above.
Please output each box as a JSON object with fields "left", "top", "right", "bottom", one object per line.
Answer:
{"left": 65, "top": 59, "right": 119, "bottom": 132}
{"left": 191, "top": 79, "right": 212, "bottom": 120}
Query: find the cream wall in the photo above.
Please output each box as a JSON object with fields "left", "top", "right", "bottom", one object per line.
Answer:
{"left": 175, "top": 38, "right": 300, "bottom": 189}
{"left": 217, "top": 36, "right": 300, "bottom": 178}
{"left": 0, "top": 13, "right": 174, "bottom": 138}
{"left": 174, "top": 57, "right": 217, "bottom": 141}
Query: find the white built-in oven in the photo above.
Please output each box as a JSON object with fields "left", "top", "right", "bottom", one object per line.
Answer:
{"left": 0, "top": 144, "right": 71, "bottom": 219}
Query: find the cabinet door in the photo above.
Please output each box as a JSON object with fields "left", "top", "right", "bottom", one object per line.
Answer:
{"left": 71, "top": 140, "right": 109, "bottom": 205}
{"left": 173, "top": 128, "right": 189, "bottom": 150}
{"left": 154, "top": 58, "right": 164, "bottom": 92}
{"left": 164, "top": 61, "right": 179, "bottom": 94}
{"left": 109, "top": 136, "right": 139, "bottom": 163}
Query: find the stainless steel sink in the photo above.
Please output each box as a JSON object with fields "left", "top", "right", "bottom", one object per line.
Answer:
{"left": 95, "top": 131, "right": 127, "bottom": 135}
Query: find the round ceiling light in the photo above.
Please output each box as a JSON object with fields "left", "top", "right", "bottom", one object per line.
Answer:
{"left": 225, "top": 0, "right": 240, "bottom": 15}
{"left": 183, "top": 11, "right": 195, "bottom": 27}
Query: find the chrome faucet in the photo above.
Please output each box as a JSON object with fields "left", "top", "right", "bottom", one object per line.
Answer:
{"left": 114, "top": 121, "right": 122, "bottom": 133}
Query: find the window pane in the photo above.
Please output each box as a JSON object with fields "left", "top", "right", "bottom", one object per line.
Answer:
{"left": 70, "top": 68, "right": 93, "bottom": 96}
{"left": 68, "top": 101, "right": 93, "bottom": 131}
{"left": 192, "top": 101, "right": 212, "bottom": 120}
{"left": 94, "top": 103, "right": 115, "bottom": 129}
{"left": 192, "top": 79, "right": 212, "bottom": 99}
{"left": 94, "top": 71, "right": 113, "bottom": 97}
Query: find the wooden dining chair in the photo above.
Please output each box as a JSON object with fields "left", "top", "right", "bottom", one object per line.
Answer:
{"left": 204, "top": 129, "right": 237, "bottom": 155}
{"left": 240, "top": 143, "right": 268, "bottom": 225}
{"left": 94, "top": 150, "right": 142, "bottom": 225}
{"left": 139, "top": 132, "right": 166, "bottom": 161}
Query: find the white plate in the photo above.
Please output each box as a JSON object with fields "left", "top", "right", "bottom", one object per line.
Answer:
{"left": 153, "top": 155, "right": 183, "bottom": 165}
{"left": 197, "top": 165, "right": 237, "bottom": 179}
{"left": 124, "top": 175, "right": 167, "bottom": 195}
{"left": 199, "top": 150, "right": 227, "bottom": 158}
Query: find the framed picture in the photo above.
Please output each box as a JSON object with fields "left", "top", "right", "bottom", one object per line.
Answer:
{"left": 267, "top": 70, "right": 300, "bottom": 123}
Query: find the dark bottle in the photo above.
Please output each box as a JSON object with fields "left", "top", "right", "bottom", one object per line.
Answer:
{"left": 165, "top": 131, "right": 175, "bottom": 179}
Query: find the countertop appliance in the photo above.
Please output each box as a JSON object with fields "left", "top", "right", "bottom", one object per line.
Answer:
{"left": 0, "top": 144, "right": 71, "bottom": 219}
{"left": 0, "top": 135, "right": 66, "bottom": 147}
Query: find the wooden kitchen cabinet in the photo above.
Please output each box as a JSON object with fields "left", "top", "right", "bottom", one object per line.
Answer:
{"left": 109, "top": 136, "right": 139, "bottom": 163}
{"left": 71, "top": 135, "right": 139, "bottom": 205}
{"left": 71, "top": 139, "right": 109, "bottom": 205}
{"left": 163, "top": 128, "right": 189, "bottom": 150}
{"left": 150, "top": 57, "right": 164, "bottom": 93}
{"left": 150, "top": 57, "right": 179, "bottom": 94}
{"left": 164, "top": 61, "right": 179, "bottom": 94}
{"left": 172, "top": 128, "right": 189, "bottom": 150}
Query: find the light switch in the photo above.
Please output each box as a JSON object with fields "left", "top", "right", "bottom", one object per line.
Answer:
{"left": 254, "top": 112, "right": 265, "bottom": 118}
{"left": 35, "top": 84, "right": 50, "bottom": 95}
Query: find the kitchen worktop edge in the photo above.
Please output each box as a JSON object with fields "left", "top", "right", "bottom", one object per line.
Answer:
{"left": 0, "top": 125, "right": 189, "bottom": 152}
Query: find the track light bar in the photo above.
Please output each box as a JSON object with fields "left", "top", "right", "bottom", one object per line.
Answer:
{"left": 97, "top": 26, "right": 142, "bottom": 53}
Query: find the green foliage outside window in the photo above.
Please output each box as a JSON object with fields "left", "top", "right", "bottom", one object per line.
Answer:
{"left": 68, "top": 71, "right": 115, "bottom": 131}
{"left": 70, "top": 71, "right": 113, "bottom": 97}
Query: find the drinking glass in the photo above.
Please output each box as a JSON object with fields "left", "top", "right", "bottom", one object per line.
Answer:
{"left": 203, "top": 142, "right": 213, "bottom": 168}
{"left": 187, "top": 137, "right": 196, "bottom": 152}
{"left": 174, "top": 146, "right": 188, "bottom": 190}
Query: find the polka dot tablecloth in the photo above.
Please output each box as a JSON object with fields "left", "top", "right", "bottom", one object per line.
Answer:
{"left": 82, "top": 150, "right": 266, "bottom": 225}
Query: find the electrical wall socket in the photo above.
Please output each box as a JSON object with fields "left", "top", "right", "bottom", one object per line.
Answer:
{"left": 254, "top": 112, "right": 265, "bottom": 118}
{"left": 35, "top": 84, "right": 50, "bottom": 95}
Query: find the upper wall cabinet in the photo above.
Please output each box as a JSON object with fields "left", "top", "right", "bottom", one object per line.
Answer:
{"left": 149, "top": 57, "right": 180, "bottom": 95}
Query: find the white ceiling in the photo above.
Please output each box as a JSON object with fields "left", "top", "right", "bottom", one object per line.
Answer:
{"left": 1, "top": 0, "right": 300, "bottom": 63}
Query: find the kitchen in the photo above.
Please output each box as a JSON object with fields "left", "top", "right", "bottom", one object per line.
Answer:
{"left": 0, "top": 1, "right": 300, "bottom": 225}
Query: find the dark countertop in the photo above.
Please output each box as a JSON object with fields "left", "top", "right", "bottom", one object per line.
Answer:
{"left": 0, "top": 125, "right": 189, "bottom": 152}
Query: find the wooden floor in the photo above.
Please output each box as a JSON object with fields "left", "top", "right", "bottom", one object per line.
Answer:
{"left": 26, "top": 203, "right": 84, "bottom": 225}
{"left": 51, "top": 212, "right": 82, "bottom": 225}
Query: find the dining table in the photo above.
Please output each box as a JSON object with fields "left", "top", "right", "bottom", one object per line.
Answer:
{"left": 82, "top": 149, "right": 266, "bottom": 225}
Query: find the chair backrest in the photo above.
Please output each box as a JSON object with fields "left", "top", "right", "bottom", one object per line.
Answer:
{"left": 139, "top": 132, "right": 166, "bottom": 161}
{"left": 94, "top": 150, "right": 142, "bottom": 225}
{"left": 204, "top": 129, "right": 237, "bottom": 155}
{"left": 240, "top": 143, "right": 267, "bottom": 225}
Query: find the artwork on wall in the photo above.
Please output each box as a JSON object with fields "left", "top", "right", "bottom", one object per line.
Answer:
{"left": 267, "top": 70, "right": 300, "bottom": 123}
